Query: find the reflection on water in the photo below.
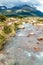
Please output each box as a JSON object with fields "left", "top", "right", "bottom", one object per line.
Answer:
{"left": 0, "top": 23, "right": 43, "bottom": 65}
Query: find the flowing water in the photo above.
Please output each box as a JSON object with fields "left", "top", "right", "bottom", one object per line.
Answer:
{"left": 0, "top": 23, "right": 43, "bottom": 65}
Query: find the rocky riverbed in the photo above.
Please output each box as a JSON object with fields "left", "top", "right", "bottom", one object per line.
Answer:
{"left": 0, "top": 23, "right": 43, "bottom": 65}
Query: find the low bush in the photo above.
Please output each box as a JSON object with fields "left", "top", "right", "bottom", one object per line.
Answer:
{"left": 3, "top": 26, "right": 12, "bottom": 34}
{"left": 0, "top": 15, "right": 6, "bottom": 22}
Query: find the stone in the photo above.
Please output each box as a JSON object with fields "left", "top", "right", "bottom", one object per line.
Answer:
{"left": 34, "top": 47, "right": 40, "bottom": 51}
{"left": 37, "top": 37, "right": 43, "bottom": 41}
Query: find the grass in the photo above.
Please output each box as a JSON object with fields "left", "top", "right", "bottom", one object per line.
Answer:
{"left": 0, "top": 34, "right": 5, "bottom": 49}
{"left": 0, "top": 16, "right": 43, "bottom": 50}
{"left": 3, "top": 25, "right": 12, "bottom": 34}
{"left": 36, "top": 18, "right": 43, "bottom": 24}
{"left": 0, "top": 17, "right": 22, "bottom": 50}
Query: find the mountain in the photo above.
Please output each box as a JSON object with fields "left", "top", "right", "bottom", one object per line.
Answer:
{"left": 0, "top": 5, "right": 43, "bottom": 17}
{"left": 0, "top": 6, "right": 7, "bottom": 11}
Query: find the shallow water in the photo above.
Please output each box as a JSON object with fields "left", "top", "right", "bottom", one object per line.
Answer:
{"left": 0, "top": 23, "right": 43, "bottom": 65}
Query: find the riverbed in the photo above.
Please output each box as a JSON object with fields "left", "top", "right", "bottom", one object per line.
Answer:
{"left": 0, "top": 23, "right": 43, "bottom": 65}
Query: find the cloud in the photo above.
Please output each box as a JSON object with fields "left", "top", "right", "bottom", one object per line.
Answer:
{"left": 0, "top": 0, "right": 43, "bottom": 12}
{"left": 35, "top": 0, "right": 43, "bottom": 12}
{"left": 38, "top": 0, "right": 43, "bottom": 4}
{"left": 36, "top": 5, "right": 43, "bottom": 12}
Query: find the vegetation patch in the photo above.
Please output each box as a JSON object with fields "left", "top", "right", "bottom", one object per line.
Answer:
{"left": 3, "top": 26, "right": 12, "bottom": 34}
{"left": 0, "top": 34, "right": 5, "bottom": 50}
{"left": 0, "top": 15, "right": 7, "bottom": 22}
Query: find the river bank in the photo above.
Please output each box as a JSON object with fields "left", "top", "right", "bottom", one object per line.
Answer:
{"left": 0, "top": 22, "right": 43, "bottom": 65}
{"left": 0, "top": 16, "right": 43, "bottom": 50}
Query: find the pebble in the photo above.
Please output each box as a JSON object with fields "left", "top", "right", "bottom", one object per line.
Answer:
{"left": 34, "top": 47, "right": 40, "bottom": 51}
{"left": 37, "top": 37, "right": 43, "bottom": 41}
{"left": 27, "top": 33, "right": 35, "bottom": 37}
{"left": 37, "top": 42, "right": 40, "bottom": 44}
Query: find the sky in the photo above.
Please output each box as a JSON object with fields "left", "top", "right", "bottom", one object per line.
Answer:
{"left": 0, "top": 0, "right": 43, "bottom": 12}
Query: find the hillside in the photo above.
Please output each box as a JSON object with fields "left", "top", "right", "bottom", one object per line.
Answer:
{"left": 0, "top": 5, "right": 43, "bottom": 17}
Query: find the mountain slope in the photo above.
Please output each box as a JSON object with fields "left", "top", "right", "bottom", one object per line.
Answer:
{"left": 0, "top": 5, "right": 43, "bottom": 17}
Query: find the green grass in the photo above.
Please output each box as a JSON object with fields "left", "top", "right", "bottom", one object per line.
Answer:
{"left": 3, "top": 25, "right": 12, "bottom": 34}
{"left": 0, "top": 16, "right": 43, "bottom": 50}
{"left": 0, "top": 34, "right": 5, "bottom": 49}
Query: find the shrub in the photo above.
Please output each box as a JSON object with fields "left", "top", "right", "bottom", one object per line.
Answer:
{"left": 0, "top": 34, "right": 5, "bottom": 49}
{"left": 14, "top": 23, "right": 19, "bottom": 31}
{"left": 0, "top": 15, "right": 6, "bottom": 22}
{"left": 3, "top": 26, "right": 12, "bottom": 34}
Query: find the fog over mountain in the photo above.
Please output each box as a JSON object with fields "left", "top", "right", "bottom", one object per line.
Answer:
{"left": 0, "top": 0, "right": 43, "bottom": 12}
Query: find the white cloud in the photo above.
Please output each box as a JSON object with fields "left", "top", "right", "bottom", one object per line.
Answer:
{"left": 0, "top": 0, "right": 43, "bottom": 12}
{"left": 36, "top": 0, "right": 43, "bottom": 12}
{"left": 20, "top": 0, "right": 28, "bottom": 2}
{"left": 38, "top": 0, "right": 43, "bottom": 4}
{"left": 36, "top": 6, "right": 43, "bottom": 12}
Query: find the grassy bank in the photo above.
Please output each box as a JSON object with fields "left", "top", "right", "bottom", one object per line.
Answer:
{"left": 0, "top": 15, "right": 23, "bottom": 50}
{"left": 0, "top": 15, "right": 43, "bottom": 50}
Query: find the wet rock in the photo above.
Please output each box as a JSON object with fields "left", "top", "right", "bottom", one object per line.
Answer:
{"left": 0, "top": 62, "right": 4, "bottom": 65}
{"left": 18, "top": 25, "right": 25, "bottom": 29}
{"left": 34, "top": 47, "right": 40, "bottom": 51}
{"left": 30, "top": 32, "right": 35, "bottom": 35}
{"left": 18, "top": 48, "right": 22, "bottom": 51}
{"left": 37, "top": 42, "right": 40, "bottom": 44}
{"left": 37, "top": 37, "right": 43, "bottom": 41}
{"left": 27, "top": 34, "right": 30, "bottom": 37}
{"left": 27, "top": 32, "right": 35, "bottom": 37}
